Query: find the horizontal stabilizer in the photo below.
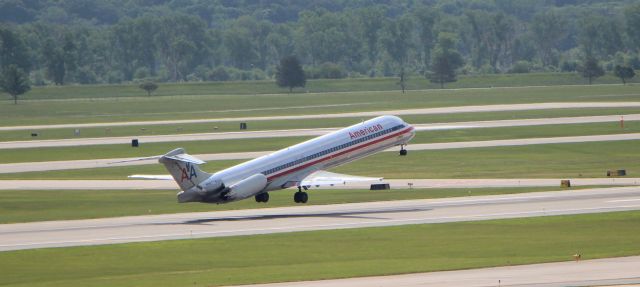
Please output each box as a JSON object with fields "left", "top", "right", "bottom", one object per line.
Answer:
{"left": 160, "top": 148, "right": 206, "bottom": 164}
{"left": 128, "top": 174, "right": 173, "bottom": 180}
{"left": 108, "top": 155, "right": 162, "bottom": 164}
{"left": 300, "top": 170, "right": 382, "bottom": 187}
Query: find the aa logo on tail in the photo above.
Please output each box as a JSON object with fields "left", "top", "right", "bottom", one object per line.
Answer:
{"left": 180, "top": 163, "right": 198, "bottom": 182}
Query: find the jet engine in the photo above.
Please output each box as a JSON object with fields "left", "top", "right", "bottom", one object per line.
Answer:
{"left": 223, "top": 173, "right": 268, "bottom": 201}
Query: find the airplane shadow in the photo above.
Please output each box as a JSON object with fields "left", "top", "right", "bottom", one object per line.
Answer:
{"left": 171, "top": 206, "right": 432, "bottom": 225}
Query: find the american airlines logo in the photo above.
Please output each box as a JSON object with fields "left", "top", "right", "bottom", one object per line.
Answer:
{"left": 180, "top": 162, "right": 197, "bottom": 182}
{"left": 349, "top": 123, "right": 383, "bottom": 139}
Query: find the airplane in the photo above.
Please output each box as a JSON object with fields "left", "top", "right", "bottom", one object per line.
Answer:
{"left": 130, "top": 115, "right": 415, "bottom": 204}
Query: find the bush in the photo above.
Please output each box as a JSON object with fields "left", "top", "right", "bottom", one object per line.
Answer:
{"left": 73, "top": 66, "right": 98, "bottom": 84}
{"left": 306, "top": 62, "right": 347, "bottom": 79}
{"left": 106, "top": 71, "right": 124, "bottom": 84}
{"left": 560, "top": 61, "right": 578, "bottom": 72}
{"left": 31, "top": 69, "right": 47, "bottom": 86}
{"left": 629, "top": 54, "right": 640, "bottom": 70}
{"left": 133, "top": 67, "right": 150, "bottom": 80}
{"left": 508, "top": 61, "right": 531, "bottom": 73}
{"left": 208, "top": 66, "right": 230, "bottom": 81}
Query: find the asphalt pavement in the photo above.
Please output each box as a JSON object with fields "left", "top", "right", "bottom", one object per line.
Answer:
{"left": 1, "top": 186, "right": 639, "bottom": 251}
{"left": 231, "top": 256, "right": 640, "bottom": 287}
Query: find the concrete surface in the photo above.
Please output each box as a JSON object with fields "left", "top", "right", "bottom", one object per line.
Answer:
{"left": 230, "top": 256, "right": 640, "bottom": 287}
{"left": 1, "top": 186, "right": 639, "bottom": 251}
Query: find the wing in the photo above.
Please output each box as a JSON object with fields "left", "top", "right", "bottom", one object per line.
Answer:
{"left": 300, "top": 170, "right": 382, "bottom": 187}
{"left": 128, "top": 175, "right": 174, "bottom": 180}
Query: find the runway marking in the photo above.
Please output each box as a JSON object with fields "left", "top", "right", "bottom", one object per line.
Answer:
{"left": 607, "top": 198, "right": 640, "bottom": 203}
{"left": 2, "top": 204, "right": 639, "bottom": 250}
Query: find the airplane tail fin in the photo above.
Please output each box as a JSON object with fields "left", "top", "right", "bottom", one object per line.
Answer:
{"left": 159, "top": 148, "right": 211, "bottom": 191}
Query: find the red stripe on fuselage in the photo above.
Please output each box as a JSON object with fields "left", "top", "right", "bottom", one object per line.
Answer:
{"left": 266, "top": 126, "right": 414, "bottom": 182}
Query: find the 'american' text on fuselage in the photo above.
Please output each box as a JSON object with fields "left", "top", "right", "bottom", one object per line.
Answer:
{"left": 349, "top": 124, "right": 384, "bottom": 139}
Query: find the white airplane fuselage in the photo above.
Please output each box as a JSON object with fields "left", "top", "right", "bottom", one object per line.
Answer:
{"left": 175, "top": 115, "right": 415, "bottom": 203}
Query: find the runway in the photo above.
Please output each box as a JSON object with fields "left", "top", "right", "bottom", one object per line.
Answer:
{"left": 0, "top": 178, "right": 638, "bottom": 190}
{"left": 1, "top": 113, "right": 638, "bottom": 149}
{"left": 2, "top": 101, "right": 639, "bottom": 131}
{"left": 232, "top": 256, "right": 640, "bottom": 287}
{"left": 1, "top": 133, "right": 639, "bottom": 173}
{"left": 1, "top": 186, "right": 639, "bottom": 251}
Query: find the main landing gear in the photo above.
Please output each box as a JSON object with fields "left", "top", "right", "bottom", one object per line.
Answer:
{"left": 294, "top": 186, "right": 308, "bottom": 203}
{"left": 255, "top": 192, "right": 269, "bottom": 203}
{"left": 399, "top": 144, "right": 408, "bottom": 156}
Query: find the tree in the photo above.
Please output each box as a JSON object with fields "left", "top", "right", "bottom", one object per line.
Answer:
{"left": 1, "top": 64, "right": 31, "bottom": 104}
{"left": 579, "top": 57, "right": 605, "bottom": 85}
{"left": 428, "top": 33, "right": 464, "bottom": 88}
{"left": 625, "top": 4, "right": 640, "bottom": 51}
{"left": 0, "top": 27, "right": 31, "bottom": 73}
{"left": 414, "top": 7, "right": 437, "bottom": 71}
{"left": 381, "top": 16, "right": 414, "bottom": 93}
{"left": 294, "top": 11, "right": 361, "bottom": 68}
{"left": 357, "top": 7, "right": 385, "bottom": 75}
{"left": 43, "top": 39, "right": 66, "bottom": 85}
{"left": 531, "top": 10, "right": 567, "bottom": 66}
{"left": 614, "top": 65, "right": 635, "bottom": 85}
{"left": 276, "top": 55, "right": 306, "bottom": 92}
{"left": 578, "top": 14, "right": 624, "bottom": 59}
{"left": 139, "top": 81, "right": 158, "bottom": 96}
{"left": 466, "top": 10, "right": 515, "bottom": 72}
{"left": 155, "top": 14, "right": 208, "bottom": 82}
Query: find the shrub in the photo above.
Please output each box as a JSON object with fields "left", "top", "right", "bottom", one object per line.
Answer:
{"left": 508, "top": 61, "right": 531, "bottom": 73}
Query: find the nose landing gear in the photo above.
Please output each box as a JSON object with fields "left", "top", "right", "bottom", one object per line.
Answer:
{"left": 399, "top": 145, "right": 408, "bottom": 156}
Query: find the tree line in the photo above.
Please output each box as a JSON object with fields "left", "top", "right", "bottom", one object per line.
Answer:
{"left": 1, "top": 0, "right": 639, "bottom": 89}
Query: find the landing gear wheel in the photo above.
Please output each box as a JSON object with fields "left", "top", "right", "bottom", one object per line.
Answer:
{"left": 294, "top": 190, "right": 308, "bottom": 203}
{"left": 299, "top": 192, "right": 308, "bottom": 203}
{"left": 255, "top": 192, "right": 269, "bottom": 203}
{"left": 399, "top": 145, "right": 408, "bottom": 156}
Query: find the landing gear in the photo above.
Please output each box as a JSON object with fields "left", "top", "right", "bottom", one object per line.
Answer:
{"left": 293, "top": 187, "right": 308, "bottom": 203}
{"left": 255, "top": 192, "right": 269, "bottom": 203}
{"left": 399, "top": 145, "right": 408, "bottom": 156}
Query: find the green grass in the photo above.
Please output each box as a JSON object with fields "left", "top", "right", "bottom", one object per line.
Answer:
{"left": 1, "top": 210, "right": 639, "bottom": 287}
{"left": 335, "top": 140, "right": 640, "bottom": 179}
{"left": 9, "top": 72, "right": 640, "bottom": 101}
{"left": 1, "top": 83, "right": 639, "bottom": 126}
{"left": 1, "top": 106, "right": 638, "bottom": 141}
{"left": 2, "top": 140, "right": 638, "bottom": 179}
{"left": 0, "top": 186, "right": 591, "bottom": 224}
{"left": 421, "top": 121, "right": 640, "bottom": 143}
{"left": 0, "top": 136, "right": 313, "bottom": 164}
{"left": 2, "top": 121, "right": 639, "bottom": 164}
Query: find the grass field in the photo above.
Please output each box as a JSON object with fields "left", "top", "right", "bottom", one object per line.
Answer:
{"left": 1, "top": 106, "right": 638, "bottom": 141}
{"left": 0, "top": 186, "right": 596, "bottom": 224}
{"left": 1, "top": 210, "right": 638, "bottom": 287}
{"left": 1, "top": 83, "right": 639, "bottom": 126}
{"left": 8, "top": 73, "right": 640, "bottom": 101}
{"left": 335, "top": 140, "right": 640, "bottom": 179}
{"left": 1, "top": 121, "right": 638, "bottom": 164}
{"left": 2, "top": 140, "right": 638, "bottom": 179}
